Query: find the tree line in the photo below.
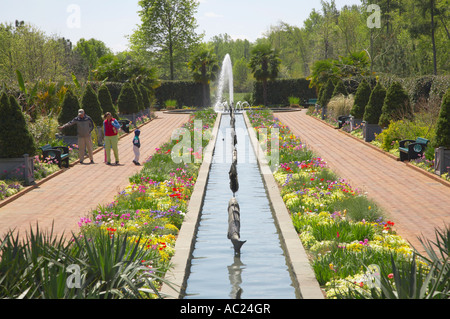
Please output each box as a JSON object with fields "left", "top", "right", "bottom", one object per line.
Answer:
{"left": 1, "top": 0, "right": 449, "bottom": 101}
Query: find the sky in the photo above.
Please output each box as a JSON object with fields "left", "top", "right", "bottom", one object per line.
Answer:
{"left": 0, "top": 0, "right": 363, "bottom": 53}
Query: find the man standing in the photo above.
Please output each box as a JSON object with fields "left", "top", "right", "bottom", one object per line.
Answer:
{"left": 58, "top": 109, "right": 95, "bottom": 164}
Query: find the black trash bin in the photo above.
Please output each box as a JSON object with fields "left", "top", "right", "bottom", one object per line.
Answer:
{"left": 118, "top": 120, "right": 130, "bottom": 133}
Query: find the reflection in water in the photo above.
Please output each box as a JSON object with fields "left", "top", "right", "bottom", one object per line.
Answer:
{"left": 228, "top": 256, "right": 246, "bottom": 299}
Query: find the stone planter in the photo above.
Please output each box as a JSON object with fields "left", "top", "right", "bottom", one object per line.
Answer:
{"left": 0, "top": 154, "right": 35, "bottom": 185}
{"left": 362, "top": 121, "right": 382, "bottom": 142}
{"left": 55, "top": 134, "right": 78, "bottom": 147}
{"left": 434, "top": 147, "right": 450, "bottom": 176}
{"left": 95, "top": 126, "right": 104, "bottom": 147}
{"left": 350, "top": 117, "right": 363, "bottom": 131}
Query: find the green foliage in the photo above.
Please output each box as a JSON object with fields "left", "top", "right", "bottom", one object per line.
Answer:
{"left": 58, "top": 88, "right": 80, "bottom": 136}
{"left": 332, "top": 79, "right": 348, "bottom": 97}
{"left": 130, "top": 0, "right": 203, "bottom": 80}
{"left": 319, "top": 78, "right": 335, "bottom": 107}
{"left": 253, "top": 78, "right": 316, "bottom": 106}
{"left": 249, "top": 42, "right": 281, "bottom": 106}
{"left": 154, "top": 81, "right": 204, "bottom": 109}
{"left": 132, "top": 80, "right": 144, "bottom": 111}
{"left": 0, "top": 225, "right": 165, "bottom": 299}
{"left": 350, "top": 79, "right": 372, "bottom": 119}
{"left": 434, "top": 88, "right": 450, "bottom": 148}
{"left": 378, "top": 81, "right": 412, "bottom": 128}
{"left": 0, "top": 93, "right": 37, "bottom": 158}
{"left": 117, "top": 82, "right": 139, "bottom": 115}
{"left": 363, "top": 82, "right": 386, "bottom": 125}
{"left": 80, "top": 83, "right": 103, "bottom": 127}
{"left": 98, "top": 84, "right": 118, "bottom": 119}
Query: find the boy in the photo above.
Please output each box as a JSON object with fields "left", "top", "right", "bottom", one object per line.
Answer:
{"left": 133, "top": 129, "right": 141, "bottom": 165}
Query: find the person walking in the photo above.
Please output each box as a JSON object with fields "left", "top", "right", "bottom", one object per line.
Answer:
{"left": 103, "top": 112, "right": 121, "bottom": 165}
{"left": 58, "top": 109, "right": 95, "bottom": 164}
{"left": 132, "top": 129, "right": 141, "bottom": 166}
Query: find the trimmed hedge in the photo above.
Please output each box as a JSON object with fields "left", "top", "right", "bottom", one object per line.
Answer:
{"left": 0, "top": 93, "right": 37, "bottom": 158}
{"left": 81, "top": 83, "right": 103, "bottom": 127}
{"left": 154, "top": 81, "right": 205, "bottom": 109}
{"left": 434, "top": 87, "right": 450, "bottom": 148}
{"left": 363, "top": 82, "right": 386, "bottom": 125}
{"left": 253, "top": 78, "right": 317, "bottom": 106}
{"left": 378, "top": 81, "right": 412, "bottom": 128}
{"left": 350, "top": 79, "right": 371, "bottom": 119}
{"left": 58, "top": 88, "right": 80, "bottom": 136}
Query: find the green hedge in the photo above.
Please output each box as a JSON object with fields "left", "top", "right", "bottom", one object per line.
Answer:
{"left": 253, "top": 78, "right": 317, "bottom": 106}
{"left": 154, "top": 81, "right": 205, "bottom": 109}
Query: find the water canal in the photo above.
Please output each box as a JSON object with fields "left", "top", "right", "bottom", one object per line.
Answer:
{"left": 183, "top": 113, "right": 299, "bottom": 299}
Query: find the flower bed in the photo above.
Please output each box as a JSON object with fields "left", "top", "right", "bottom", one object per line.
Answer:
{"left": 77, "top": 108, "right": 217, "bottom": 295}
{"left": 247, "top": 109, "right": 442, "bottom": 299}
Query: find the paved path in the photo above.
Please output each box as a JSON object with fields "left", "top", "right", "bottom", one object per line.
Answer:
{"left": 274, "top": 110, "right": 450, "bottom": 252}
{"left": 0, "top": 112, "right": 190, "bottom": 239}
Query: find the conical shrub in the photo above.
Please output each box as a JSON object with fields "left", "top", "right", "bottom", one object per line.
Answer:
{"left": 378, "top": 81, "right": 412, "bottom": 128}
{"left": 350, "top": 79, "right": 371, "bottom": 119}
{"left": 319, "top": 79, "right": 335, "bottom": 107}
{"left": 363, "top": 82, "right": 386, "bottom": 125}
{"left": 117, "top": 82, "right": 139, "bottom": 115}
{"left": 98, "top": 84, "right": 119, "bottom": 119}
{"left": 332, "top": 79, "right": 348, "bottom": 97}
{"left": 58, "top": 88, "right": 80, "bottom": 136}
{"left": 81, "top": 83, "right": 103, "bottom": 127}
{"left": 132, "top": 81, "right": 144, "bottom": 111}
{"left": 434, "top": 87, "right": 450, "bottom": 148}
{"left": 0, "top": 93, "right": 37, "bottom": 158}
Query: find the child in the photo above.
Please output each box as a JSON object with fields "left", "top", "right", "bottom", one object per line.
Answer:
{"left": 133, "top": 129, "right": 141, "bottom": 165}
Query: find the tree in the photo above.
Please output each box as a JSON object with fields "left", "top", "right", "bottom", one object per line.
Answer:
{"left": 363, "top": 81, "right": 386, "bottom": 124}
{"left": 74, "top": 38, "right": 112, "bottom": 74}
{"left": 58, "top": 88, "right": 80, "bottom": 136}
{"left": 98, "top": 84, "right": 119, "bottom": 119}
{"left": 434, "top": 87, "right": 450, "bottom": 148}
{"left": 117, "top": 82, "right": 139, "bottom": 115}
{"left": 350, "top": 79, "right": 372, "bottom": 119}
{"left": 188, "top": 44, "right": 219, "bottom": 107}
{"left": 0, "top": 93, "right": 36, "bottom": 158}
{"left": 378, "top": 81, "right": 411, "bottom": 128}
{"left": 130, "top": 0, "right": 203, "bottom": 80}
{"left": 81, "top": 83, "right": 103, "bottom": 127}
{"left": 248, "top": 43, "right": 281, "bottom": 106}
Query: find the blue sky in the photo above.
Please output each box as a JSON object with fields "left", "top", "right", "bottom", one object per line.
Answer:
{"left": 0, "top": 0, "right": 362, "bottom": 53}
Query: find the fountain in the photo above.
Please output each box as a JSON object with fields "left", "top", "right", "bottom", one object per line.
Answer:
{"left": 214, "top": 54, "right": 234, "bottom": 113}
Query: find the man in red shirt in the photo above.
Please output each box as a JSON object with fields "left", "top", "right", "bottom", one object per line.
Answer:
{"left": 103, "top": 112, "right": 121, "bottom": 165}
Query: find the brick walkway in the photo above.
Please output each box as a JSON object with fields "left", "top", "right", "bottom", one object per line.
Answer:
{"left": 274, "top": 110, "right": 450, "bottom": 253}
{"left": 0, "top": 112, "right": 190, "bottom": 239}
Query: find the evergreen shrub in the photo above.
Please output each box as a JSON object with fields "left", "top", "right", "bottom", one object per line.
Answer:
{"left": 350, "top": 79, "right": 371, "bottom": 119}
{"left": 118, "top": 82, "right": 139, "bottom": 115}
{"left": 253, "top": 78, "right": 316, "bottom": 106}
{"left": 58, "top": 89, "right": 80, "bottom": 136}
{"left": 98, "top": 84, "right": 119, "bottom": 119}
{"left": 434, "top": 87, "right": 450, "bottom": 148}
{"left": 81, "top": 83, "right": 103, "bottom": 127}
{"left": 0, "top": 93, "right": 37, "bottom": 158}
{"left": 363, "top": 82, "right": 386, "bottom": 125}
{"left": 378, "top": 81, "right": 412, "bottom": 128}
